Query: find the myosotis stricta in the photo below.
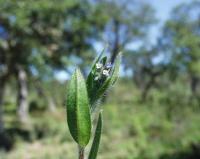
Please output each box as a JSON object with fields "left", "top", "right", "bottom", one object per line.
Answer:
{"left": 66, "top": 50, "right": 121, "bottom": 159}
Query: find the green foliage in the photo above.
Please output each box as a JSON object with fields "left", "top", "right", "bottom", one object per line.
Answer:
{"left": 162, "top": 1, "right": 200, "bottom": 77}
{"left": 1, "top": 1, "right": 200, "bottom": 159}
{"left": 1, "top": 80, "right": 200, "bottom": 159}
{"left": 0, "top": 0, "right": 106, "bottom": 81}
{"left": 66, "top": 69, "right": 91, "bottom": 147}
{"left": 88, "top": 113, "right": 102, "bottom": 159}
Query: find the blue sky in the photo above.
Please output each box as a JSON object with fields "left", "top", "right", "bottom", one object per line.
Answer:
{"left": 151, "top": 0, "right": 192, "bottom": 22}
{"left": 149, "top": 0, "right": 192, "bottom": 42}
{"left": 56, "top": 0, "right": 193, "bottom": 81}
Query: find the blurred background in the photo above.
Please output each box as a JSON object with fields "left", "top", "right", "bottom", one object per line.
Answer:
{"left": 0, "top": 0, "right": 200, "bottom": 158}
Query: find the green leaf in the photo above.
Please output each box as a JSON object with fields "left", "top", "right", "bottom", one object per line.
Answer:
{"left": 110, "top": 53, "right": 121, "bottom": 85}
{"left": 95, "top": 78, "right": 111, "bottom": 100}
{"left": 88, "top": 113, "right": 102, "bottom": 159}
{"left": 100, "top": 56, "right": 107, "bottom": 65}
{"left": 66, "top": 68, "right": 91, "bottom": 147}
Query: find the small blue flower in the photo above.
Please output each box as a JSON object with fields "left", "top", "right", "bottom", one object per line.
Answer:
{"left": 105, "top": 62, "right": 112, "bottom": 69}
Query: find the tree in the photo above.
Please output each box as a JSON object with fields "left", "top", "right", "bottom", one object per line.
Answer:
{"left": 0, "top": 0, "right": 105, "bottom": 125}
{"left": 160, "top": 1, "right": 200, "bottom": 98}
{"left": 124, "top": 46, "right": 167, "bottom": 101}
{"left": 95, "top": 0, "right": 156, "bottom": 63}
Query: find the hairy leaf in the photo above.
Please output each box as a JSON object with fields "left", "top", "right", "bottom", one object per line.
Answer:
{"left": 88, "top": 113, "right": 102, "bottom": 159}
{"left": 110, "top": 53, "right": 121, "bottom": 85}
{"left": 66, "top": 68, "right": 91, "bottom": 147}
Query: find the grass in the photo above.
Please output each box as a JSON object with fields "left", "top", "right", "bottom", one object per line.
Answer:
{"left": 1, "top": 80, "right": 200, "bottom": 159}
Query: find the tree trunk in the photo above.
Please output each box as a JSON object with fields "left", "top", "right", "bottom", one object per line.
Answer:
{"left": 111, "top": 20, "right": 120, "bottom": 64}
{"left": 35, "top": 80, "right": 56, "bottom": 112}
{"left": 190, "top": 76, "right": 199, "bottom": 96}
{"left": 47, "top": 96, "right": 56, "bottom": 112}
{"left": 0, "top": 76, "right": 6, "bottom": 133}
{"left": 17, "top": 66, "right": 29, "bottom": 123}
{"left": 141, "top": 79, "right": 154, "bottom": 101}
{"left": 190, "top": 75, "right": 200, "bottom": 104}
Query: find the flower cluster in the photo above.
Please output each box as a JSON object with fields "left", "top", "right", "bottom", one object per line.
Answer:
{"left": 94, "top": 62, "right": 112, "bottom": 81}
{"left": 86, "top": 51, "right": 121, "bottom": 106}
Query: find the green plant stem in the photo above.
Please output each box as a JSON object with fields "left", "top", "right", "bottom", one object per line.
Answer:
{"left": 78, "top": 146, "right": 84, "bottom": 159}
